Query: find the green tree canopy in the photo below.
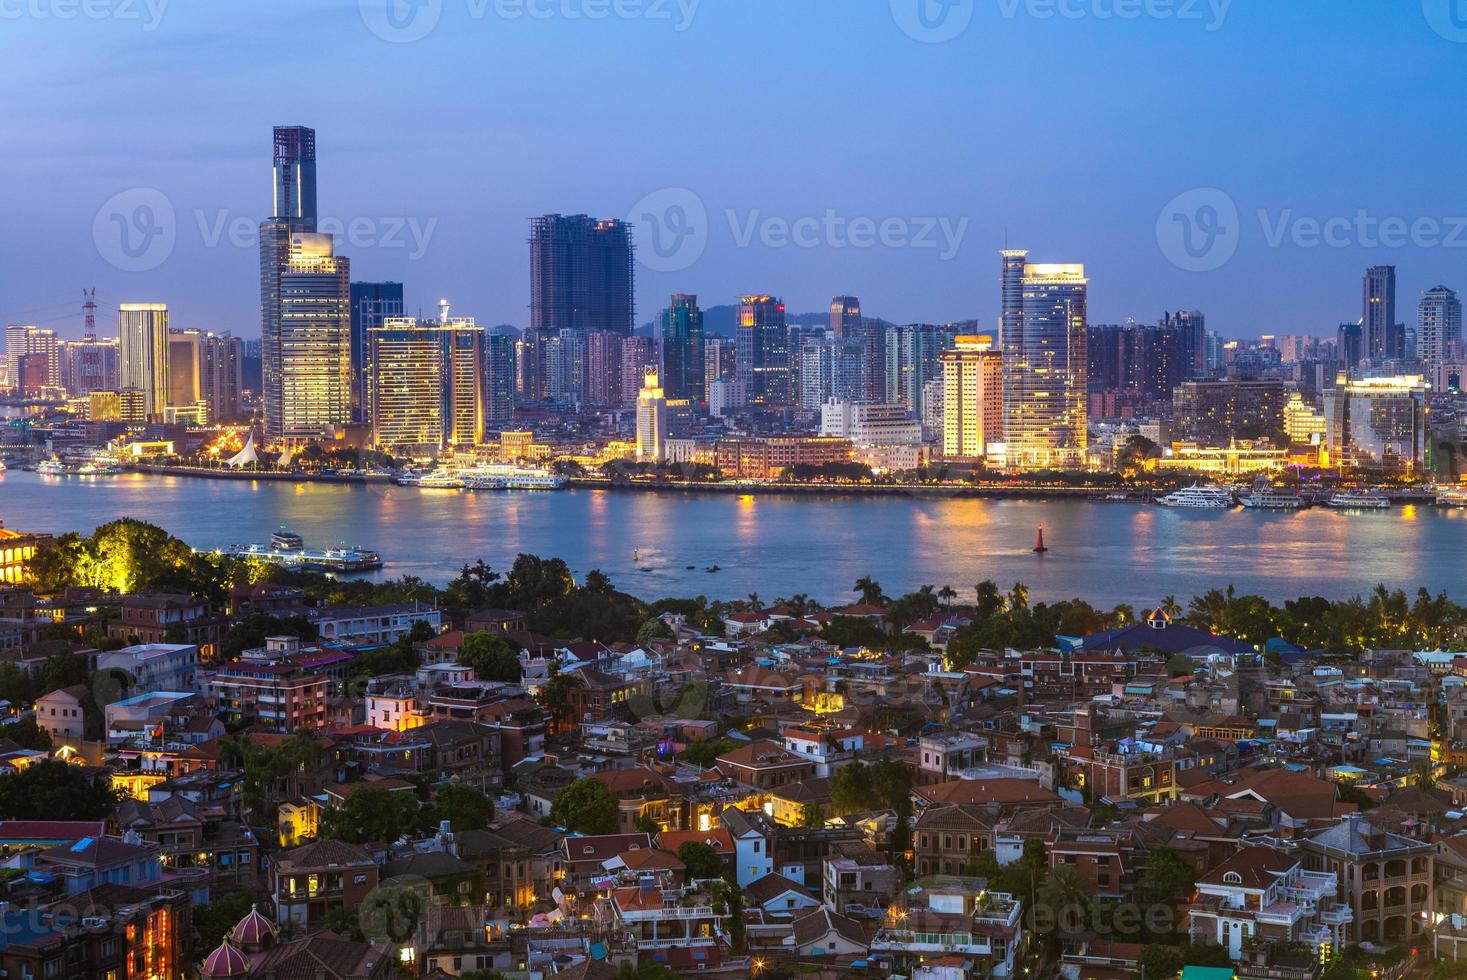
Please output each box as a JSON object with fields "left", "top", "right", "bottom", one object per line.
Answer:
{"left": 432, "top": 783, "right": 494, "bottom": 833}
{"left": 319, "top": 787, "right": 426, "bottom": 844}
{"left": 550, "top": 778, "right": 620, "bottom": 835}
{"left": 0, "top": 760, "right": 123, "bottom": 821}
{"left": 458, "top": 631, "right": 523, "bottom": 683}
{"left": 677, "top": 840, "right": 725, "bottom": 880}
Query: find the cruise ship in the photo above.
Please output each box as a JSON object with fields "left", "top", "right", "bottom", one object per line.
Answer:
{"left": 1324, "top": 490, "right": 1392, "bottom": 511}
{"left": 461, "top": 465, "right": 567, "bottom": 491}
{"left": 222, "top": 527, "right": 383, "bottom": 573}
{"left": 35, "top": 458, "right": 65, "bottom": 476}
{"left": 1438, "top": 487, "right": 1467, "bottom": 508}
{"left": 1156, "top": 485, "right": 1235, "bottom": 509}
{"left": 416, "top": 472, "right": 466, "bottom": 490}
{"left": 1239, "top": 479, "right": 1305, "bottom": 510}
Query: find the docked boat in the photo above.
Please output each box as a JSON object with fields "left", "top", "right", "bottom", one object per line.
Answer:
{"left": 460, "top": 465, "right": 567, "bottom": 491}
{"left": 1239, "top": 479, "right": 1305, "bottom": 510}
{"left": 1157, "top": 485, "right": 1235, "bottom": 509}
{"left": 1324, "top": 490, "right": 1392, "bottom": 511}
{"left": 36, "top": 458, "right": 66, "bottom": 476}
{"left": 223, "top": 526, "right": 383, "bottom": 573}
{"left": 1438, "top": 487, "right": 1467, "bottom": 507}
{"left": 417, "top": 472, "right": 465, "bottom": 490}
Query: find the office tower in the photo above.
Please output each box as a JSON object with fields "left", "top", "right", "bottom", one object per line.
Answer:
{"left": 798, "top": 337, "right": 864, "bottom": 410}
{"left": 829, "top": 296, "right": 862, "bottom": 341}
{"left": 200, "top": 333, "right": 244, "bottom": 421}
{"left": 1002, "top": 259, "right": 1089, "bottom": 469}
{"left": 584, "top": 330, "right": 625, "bottom": 407}
{"left": 484, "top": 333, "right": 516, "bottom": 426}
{"left": 885, "top": 323, "right": 957, "bottom": 418}
{"left": 60, "top": 337, "right": 120, "bottom": 396}
{"left": 529, "top": 214, "right": 635, "bottom": 336}
{"left": 350, "top": 282, "right": 405, "bottom": 422}
{"left": 1160, "top": 310, "right": 1206, "bottom": 378}
{"left": 1363, "top": 265, "right": 1402, "bottom": 362}
{"left": 272, "top": 126, "right": 318, "bottom": 229}
{"left": 5, "top": 326, "right": 60, "bottom": 391}
{"left": 941, "top": 335, "right": 1003, "bottom": 458}
{"left": 369, "top": 318, "right": 446, "bottom": 453}
{"left": 168, "top": 329, "right": 203, "bottom": 409}
{"left": 1418, "top": 286, "right": 1462, "bottom": 368}
{"left": 1325, "top": 375, "right": 1430, "bottom": 473}
{"left": 119, "top": 303, "right": 170, "bottom": 420}
{"left": 551, "top": 329, "right": 587, "bottom": 405}
{"left": 1337, "top": 322, "right": 1363, "bottom": 370}
{"left": 704, "top": 337, "right": 737, "bottom": 393}
{"left": 1173, "top": 379, "right": 1294, "bottom": 445}
{"left": 516, "top": 329, "right": 544, "bottom": 402}
{"left": 443, "top": 318, "right": 488, "bottom": 447}
{"left": 736, "top": 295, "right": 791, "bottom": 405}
{"left": 1086, "top": 323, "right": 1183, "bottom": 403}
{"left": 261, "top": 126, "right": 322, "bottom": 440}
{"left": 636, "top": 367, "right": 668, "bottom": 462}
{"left": 660, "top": 295, "right": 705, "bottom": 402}
{"left": 278, "top": 233, "right": 352, "bottom": 439}
{"left": 999, "top": 250, "right": 1027, "bottom": 347}
{"left": 621, "top": 336, "right": 656, "bottom": 407}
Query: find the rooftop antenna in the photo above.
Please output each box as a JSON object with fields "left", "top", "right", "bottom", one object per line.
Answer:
{"left": 82, "top": 288, "right": 97, "bottom": 341}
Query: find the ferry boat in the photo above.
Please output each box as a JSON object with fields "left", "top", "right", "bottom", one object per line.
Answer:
{"left": 36, "top": 458, "right": 66, "bottom": 476}
{"left": 223, "top": 526, "right": 383, "bottom": 573}
{"left": 1239, "top": 479, "right": 1305, "bottom": 510}
{"left": 1324, "top": 490, "right": 1392, "bottom": 511}
{"left": 417, "top": 472, "right": 465, "bottom": 490}
{"left": 461, "top": 465, "right": 567, "bottom": 491}
{"left": 1437, "top": 487, "right": 1467, "bottom": 508}
{"left": 1156, "top": 485, "right": 1235, "bottom": 509}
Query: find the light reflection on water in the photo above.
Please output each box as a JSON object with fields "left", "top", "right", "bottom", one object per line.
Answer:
{"left": 1, "top": 469, "right": 1461, "bottom": 605}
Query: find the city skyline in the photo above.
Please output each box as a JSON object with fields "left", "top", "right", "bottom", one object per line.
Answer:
{"left": 6, "top": 3, "right": 1467, "bottom": 339}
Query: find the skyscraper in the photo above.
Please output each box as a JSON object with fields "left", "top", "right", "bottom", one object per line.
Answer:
{"left": 5, "top": 326, "right": 60, "bottom": 391}
{"left": 1418, "top": 285, "right": 1461, "bottom": 369}
{"left": 829, "top": 296, "right": 861, "bottom": 341}
{"left": 261, "top": 125, "right": 322, "bottom": 440}
{"left": 1363, "top": 265, "right": 1402, "bottom": 362}
{"left": 484, "top": 333, "right": 516, "bottom": 426}
{"left": 1002, "top": 258, "right": 1089, "bottom": 469}
{"left": 621, "top": 336, "right": 657, "bottom": 407}
{"left": 941, "top": 335, "right": 1003, "bottom": 458}
{"left": 199, "top": 333, "right": 244, "bottom": 422}
{"left": 350, "top": 282, "right": 405, "bottom": 422}
{"left": 369, "top": 318, "right": 445, "bottom": 453}
{"left": 1160, "top": 309, "right": 1206, "bottom": 378}
{"left": 884, "top": 323, "right": 957, "bottom": 417}
{"left": 585, "top": 330, "right": 625, "bottom": 407}
{"left": 444, "top": 318, "right": 488, "bottom": 448}
{"left": 736, "top": 295, "right": 791, "bottom": 405}
{"left": 272, "top": 126, "right": 318, "bottom": 228}
{"left": 278, "top": 233, "right": 352, "bottom": 439}
{"left": 999, "top": 249, "right": 1027, "bottom": 347}
{"left": 660, "top": 295, "right": 705, "bottom": 402}
{"left": 168, "top": 329, "right": 203, "bottom": 410}
{"left": 118, "top": 303, "right": 169, "bottom": 420}
{"left": 798, "top": 337, "right": 863, "bottom": 409}
{"left": 636, "top": 367, "right": 668, "bottom": 462}
{"left": 59, "top": 336, "right": 120, "bottom": 396}
{"left": 529, "top": 214, "right": 635, "bottom": 335}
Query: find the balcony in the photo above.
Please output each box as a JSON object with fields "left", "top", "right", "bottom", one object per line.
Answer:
{"left": 618, "top": 904, "right": 718, "bottom": 923}
{"left": 870, "top": 928, "right": 994, "bottom": 956}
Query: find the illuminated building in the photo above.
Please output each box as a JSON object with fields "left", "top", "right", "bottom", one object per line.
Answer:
{"left": 276, "top": 233, "right": 352, "bottom": 440}
{"left": 1151, "top": 440, "right": 1287, "bottom": 476}
{"left": 829, "top": 295, "right": 862, "bottom": 341}
{"left": 167, "top": 328, "right": 202, "bottom": 409}
{"left": 484, "top": 332, "right": 515, "bottom": 424}
{"left": 1173, "top": 379, "right": 1293, "bottom": 446}
{"left": 4, "top": 325, "right": 59, "bottom": 391}
{"left": 369, "top": 313, "right": 487, "bottom": 453}
{"left": 621, "top": 334, "right": 656, "bottom": 406}
{"left": 349, "top": 281, "right": 404, "bottom": 422}
{"left": 736, "top": 295, "right": 792, "bottom": 405}
{"left": 1419, "top": 284, "right": 1462, "bottom": 369}
{"left": 714, "top": 436, "right": 853, "bottom": 480}
{"left": 211, "top": 661, "right": 329, "bottom": 732}
{"left": 885, "top": 323, "right": 956, "bottom": 417}
{"left": 1363, "top": 264, "right": 1402, "bottom": 363}
{"left": 1283, "top": 392, "right": 1328, "bottom": 443}
{"left": 941, "top": 334, "right": 1003, "bottom": 458}
{"left": 585, "top": 329, "right": 624, "bottom": 406}
{"left": 1002, "top": 256, "right": 1089, "bottom": 470}
{"left": 118, "top": 303, "right": 170, "bottom": 420}
{"left": 660, "top": 293, "right": 705, "bottom": 402}
{"left": 636, "top": 367, "right": 668, "bottom": 462}
{"left": 799, "top": 337, "right": 863, "bottom": 409}
{"left": 59, "top": 335, "right": 120, "bottom": 395}
{"left": 529, "top": 214, "right": 635, "bottom": 336}
{"left": 1325, "top": 374, "right": 1431, "bottom": 473}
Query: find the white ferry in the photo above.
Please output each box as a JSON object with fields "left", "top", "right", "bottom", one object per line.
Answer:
{"left": 36, "top": 458, "right": 66, "bottom": 476}
{"left": 417, "top": 472, "right": 465, "bottom": 490}
{"left": 1437, "top": 487, "right": 1467, "bottom": 508}
{"left": 223, "top": 526, "right": 383, "bottom": 573}
{"left": 1157, "top": 485, "right": 1235, "bottom": 509}
{"left": 461, "top": 465, "right": 567, "bottom": 491}
{"left": 1324, "top": 490, "right": 1392, "bottom": 511}
{"left": 1239, "top": 479, "right": 1305, "bottom": 510}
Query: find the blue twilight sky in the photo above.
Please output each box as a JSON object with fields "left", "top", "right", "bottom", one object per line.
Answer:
{"left": 4, "top": 0, "right": 1467, "bottom": 340}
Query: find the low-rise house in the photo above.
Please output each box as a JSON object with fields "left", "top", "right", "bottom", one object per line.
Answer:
{"left": 870, "top": 876, "right": 1024, "bottom": 978}
{"left": 310, "top": 602, "right": 441, "bottom": 646}
{"left": 269, "top": 839, "right": 380, "bottom": 934}
{"left": 785, "top": 905, "right": 868, "bottom": 960}
{"left": 745, "top": 871, "right": 821, "bottom": 918}
{"left": 715, "top": 739, "right": 815, "bottom": 790}
{"left": 1187, "top": 844, "right": 1353, "bottom": 958}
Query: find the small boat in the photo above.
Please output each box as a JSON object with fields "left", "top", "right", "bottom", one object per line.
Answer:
{"left": 686, "top": 565, "right": 696, "bottom": 570}
{"left": 1438, "top": 487, "right": 1467, "bottom": 508}
{"left": 1325, "top": 490, "right": 1391, "bottom": 511}
{"left": 1157, "top": 485, "right": 1235, "bottom": 509}
{"left": 223, "top": 525, "right": 383, "bottom": 573}
{"left": 706, "top": 565, "right": 721, "bottom": 573}
{"left": 633, "top": 549, "right": 640, "bottom": 562}
{"left": 1101, "top": 492, "right": 1130, "bottom": 501}
{"left": 36, "top": 458, "right": 66, "bottom": 477}
{"left": 1033, "top": 527, "right": 1049, "bottom": 553}
{"left": 417, "top": 472, "right": 464, "bottom": 490}
{"left": 1239, "top": 477, "right": 1305, "bottom": 510}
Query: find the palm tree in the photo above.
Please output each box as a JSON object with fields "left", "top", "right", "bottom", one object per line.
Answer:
{"left": 854, "top": 576, "right": 886, "bottom": 607}
{"left": 938, "top": 585, "right": 958, "bottom": 608}
{"left": 1160, "top": 595, "right": 1182, "bottom": 619}
{"left": 1008, "top": 582, "right": 1030, "bottom": 612}
{"left": 746, "top": 592, "right": 761, "bottom": 611}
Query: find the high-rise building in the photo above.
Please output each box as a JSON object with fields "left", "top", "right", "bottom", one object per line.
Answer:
{"left": 529, "top": 214, "right": 635, "bottom": 336}
{"left": 636, "top": 367, "right": 668, "bottom": 462}
{"left": 516, "top": 329, "right": 544, "bottom": 403}
{"left": 199, "top": 333, "right": 245, "bottom": 422}
{"left": 585, "top": 330, "right": 625, "bottom": 407}
{"left": 1363, "top": 265, "right": 1402, "bottom": 363}
{"left": 484, "top": 333, "right": 516, "bottom": 426}
{"left": 1173, "top": 379, "right": 1294, "bottom": 445}
{"left": 736, "top": 295, "right": 791, "bottom": 405}
{"left": 829, "top": 296, "right": 862, "bottom": 342}
{"left": 119, "top": 303, "right": 170, "bottom": 420}
{"left": 1337, "top": 322, "right": 1363, "bottom": 370}
{"left": 277, "top": 233, "right": 352, "bottom": 439}
{"left": 941, "top": 335, "right": 1003, "bottom": 459}
{"left": 885, "top": 323, "right": 957, "bottom": 417}
{"left": 1418, "top": 285, "right": 1462, "bottom": 369}
{"left": 369, "top": 318, "right": 446, "bottom": 453}
{"left": 1160, "top": 310, "right": 1206, "bottom": 378}
{"left": 660, "top": 295, "right": 705, "bottom": 402}
{"left": 798, "top": 337, "right": 864, "bottom": 410}
{"left": 350, "top": 282, "right": 405, "bottom": 422}
{"left": 999, "top": 250, "right": 1026, "bottom": 348}
{"left": 1325, "top": 375, "right": 1430, "bottom": 472}
{"left": 704, "top": 337, "right": 738, "bottom": 402}
{"left": 1087, "top": 323, "right": 1184, "bottom": 403}
{"left": 551, "top": 328, "right": 587, "bottom": 405}
{"left": 168, "top": 329, "right": 203, "bottom": 409}
{"left": 5, "top": 326, "right": 60, "bottom": 391}
{"left": 443, "top": 317, "right": 488, "bottom": 448}
{"left": 261, "top": 125, "right": 322, "bottom": 440}
{"left": 621, "top": 335, "right": 657, "bottom": 407}
{"left": 59, "top": 336, "right": 120, "bottom": 396}
{"left": 1002, "top": 258, "right": 1089, "bottom": 469}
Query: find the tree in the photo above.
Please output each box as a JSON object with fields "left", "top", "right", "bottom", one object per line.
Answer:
{"left": 679, "top": 738, "right": 734, "bottom": 768}
{"left": 194, "top": 892, "right": 263, "bottom": 947}
{"left": 0, "top": 718, "right": 51, "bottom": 751}
{"left": 550, "top": 778, "right": 620, "bottom": 835}
{"left": 433, "top": 783, "right": 493, "bottom": 833}
{"left": 633, "top": 811, "right": 661, "bottom": 836}
{"left": 1133, "top": 846, "right": 1197, "bottom": 909}
{"left": 222, "top": 613, "right": 317, "bottom": 661}
{"left": 678, "top": 840, "right": 725, "bottom": 880}
{"left": 319, "top": 787, "right": 425, "bottom": 844}
{"left": 0, "top": 760, "right": 123, "bottom": 820}
{"left": 1137, "top": 943, "right": 1183, "bottom": 979}
{"left": 458, "top": 631, "right": 523, "bottom": 683}
{"left": 1166, "top": 654, "right": 1194, "bottom": 677}
{"left": 635, "top": 617, "right": 674, "bottom": 646}
{"left": 853, "top": 576, "right": 887, "bottom": 607}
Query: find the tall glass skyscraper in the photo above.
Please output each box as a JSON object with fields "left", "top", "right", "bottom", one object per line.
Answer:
{"left": 272, "top": 126, "right": 317, "bottom": 229}
{"left": 350, "top": 282, "right": 405, "bottom": 422}
{"left": 660, "top": 294, "right": 704, "bottom": 402}
{"left": 829, "top": 296, "right": 861, "bottom": 341}
{"left": 278, "top": 233, "right": 351, "bottom": 440}
{"left": 1418, "top": 285, "right": 1461, "bottom": 369}
{"left": 1363, "top": 265, "right": 1401, "bottom": 363}
{"left": 484, "top": 333, "right": 515, "bottom": 426}
{"left": 118, "top": 303, "right": 169, "bottom": 420}
{"left": 261, "top": 125, "right": 323, "bottom": 440}
{"left": 1001, "top": 256, "right": 1089, "bottom": 470}
{"left": 736, "top": 295, "right": 791, "bottom": 405}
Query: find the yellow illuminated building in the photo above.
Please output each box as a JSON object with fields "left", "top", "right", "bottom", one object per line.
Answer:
{"left": 370, "top": 318, "right": 447, "bottom": 453}
{"left": 1284, "top": 392, "right": 1328, "bottom": 443}
{"left": 1152, "top": 440, "right": 1287, "bottom": 476}
{"left": 941, "top": 335, "right": 1003, "bottom": 459}
{"left": 278, "top": 233, "right": 352, "bottom": 441}
{"left": 636, "top": 367, "right": 668, "bottom": 462}
{"left": 0, "top": 520, "right": 46, "bottom": 585}
{"left": 279, "top": 799, "right": 321, "bottom": 847}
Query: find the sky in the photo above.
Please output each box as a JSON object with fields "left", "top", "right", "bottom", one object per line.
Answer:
{"left": 4, "top": 0, "right": 1467, "bottom": 340}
